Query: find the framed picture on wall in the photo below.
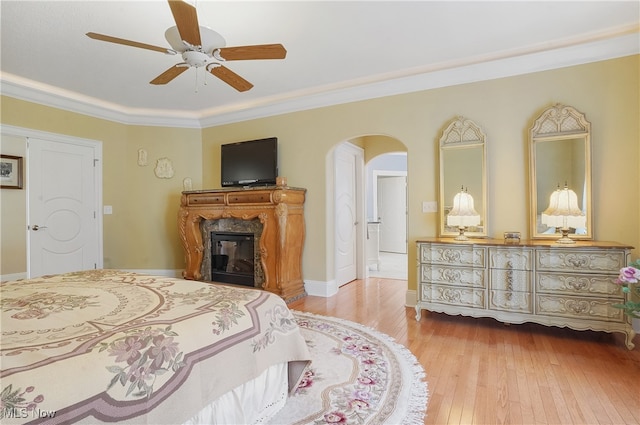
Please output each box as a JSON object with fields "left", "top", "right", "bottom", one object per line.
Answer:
{"left": 1, "top": 154, "right": 24, "bottom": 189}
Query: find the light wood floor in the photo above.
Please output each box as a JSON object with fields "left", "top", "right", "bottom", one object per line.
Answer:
{"left": 288, "top": 277, "right": 640, "bottom": 425}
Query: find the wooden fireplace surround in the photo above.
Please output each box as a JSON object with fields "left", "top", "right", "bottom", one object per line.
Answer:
{"left": 178, "top": 186, "right": 307, "bottom": 302}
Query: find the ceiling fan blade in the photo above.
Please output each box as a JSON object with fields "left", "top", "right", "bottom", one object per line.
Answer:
{"left": 150, "top": 65, "right": 189, "bottom": 85}
{"left": 209, "top": 66, "right": 253, "bottom": 92}
{"left": 168, "top": 0, "right": 201, "bottom": 46}
{"left": 86, "top": 32, "right": 171, "bottom": 54}
{"left": 217, "top": 44, "right": 287, "bottom": 61}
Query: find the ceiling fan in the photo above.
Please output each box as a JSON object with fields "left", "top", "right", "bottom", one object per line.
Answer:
{"left": 86, "top": 0, "right": 286, "bottom": 92}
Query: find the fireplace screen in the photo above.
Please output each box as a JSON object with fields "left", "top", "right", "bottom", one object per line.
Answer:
{"left": 211, "top": 232, "right": 255, "bottom": 287}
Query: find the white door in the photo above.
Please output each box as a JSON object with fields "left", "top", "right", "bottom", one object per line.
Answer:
{"left": 28, "top": 138, "right": 101, "bottom": 277}
{"left": 334, "top": 144, "right": 359, "bottom": 286}
{"left": 377, "top": 175, "right": 407, "bottom": 253}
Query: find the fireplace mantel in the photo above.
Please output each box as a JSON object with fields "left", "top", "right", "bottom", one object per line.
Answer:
{"left": 178, "top": 186, "right": 307, "bottom": 302}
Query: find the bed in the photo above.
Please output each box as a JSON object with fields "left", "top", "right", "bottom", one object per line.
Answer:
{"left": 0, "top": 270, "right": 311, "bottom": 424}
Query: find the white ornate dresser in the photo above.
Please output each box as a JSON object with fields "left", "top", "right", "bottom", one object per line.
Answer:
{"left": 415, "top": 238, "right": 636, "bottom": 349}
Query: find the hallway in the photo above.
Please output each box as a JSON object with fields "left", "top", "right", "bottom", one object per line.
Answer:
{"left": 368, "top": 251, "right": 407, "bottom": 280}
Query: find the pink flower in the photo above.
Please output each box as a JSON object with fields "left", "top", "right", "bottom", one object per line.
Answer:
{"left": 349, "top": 399, "right": 370, "bottom": 410}
{"left": 109, "top": 336, "right": 144, "bottom": 364}
{"left": 129, "top": 365, "right": 153, "bottom": 382}
{"left": 617, "top": 266, "right": 640, "bottom": 284}
{"left": 352, "top": 389, "right": 372, "bottom": 400}
{"left": 148, "top": 336, "right": 179, "bottom": 370}
{"left": 357, "top": 376, "right": 376, "bottom": 385}
{"left": 323, "top": 411, "right": 347, "bottom": 423}
{"left": 298, "top": 376, "right": 314, "bottom": 388}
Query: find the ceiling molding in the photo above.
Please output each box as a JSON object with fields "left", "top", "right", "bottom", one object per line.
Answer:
{"left": 1, "top": 27, "right": 638, "bottom": 129}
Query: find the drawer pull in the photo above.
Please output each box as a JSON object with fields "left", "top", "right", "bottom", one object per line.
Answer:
{"left": 566, "top": 300, "right": 589, "bottom": 314}
{"left": 442, "top": 249, "right": 461, "bottom": 263}
{"left": 442, "top": 269, "right": 461, "bottom": 282}
{"left": 567, "top": 279, "right": 588, "bottom": 291}
{"left": 441, "top": 288, "right": 461, "bottom": 303}
{"left": 506, "top": 269, "right": 514, "bottom": 292}
{"left": 567, "top": 256, "right": 588, "bottom": 268}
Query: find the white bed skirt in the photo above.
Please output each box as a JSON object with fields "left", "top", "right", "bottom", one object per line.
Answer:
{"left": 183, "top": 362, "right": 289, "bottom": 425}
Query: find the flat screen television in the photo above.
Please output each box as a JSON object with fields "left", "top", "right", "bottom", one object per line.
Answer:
{"left": 221, "top": 137, "right": 278, "bottom": 187}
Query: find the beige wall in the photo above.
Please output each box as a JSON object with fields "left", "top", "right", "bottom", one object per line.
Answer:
{"left": 0, "top": 100, "right": 202, "bottom": 274}
{"left": 202, "top": 56, "right": 640, "bottom": 290}
{"left": 2, "top": 55, "right": 639, "bottom": 293}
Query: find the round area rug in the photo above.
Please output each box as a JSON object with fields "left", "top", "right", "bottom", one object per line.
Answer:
{"left": 269, "top": 311, "right": 428, "bottom": 424}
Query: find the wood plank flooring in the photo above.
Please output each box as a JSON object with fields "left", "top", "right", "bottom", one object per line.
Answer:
{"left": 288, "top": 277, "right": 640, "bottom": 425}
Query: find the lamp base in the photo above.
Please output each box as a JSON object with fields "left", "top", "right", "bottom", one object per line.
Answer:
{"left": 454, "top": 227, "right": 470, "bottom": 241}
{"left": 556, "top": 228, "right": 577, "bottom": 244}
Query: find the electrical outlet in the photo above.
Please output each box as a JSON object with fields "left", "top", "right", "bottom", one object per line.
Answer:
{"left": 422, "top": 201, "right": 437, "bottom": 213}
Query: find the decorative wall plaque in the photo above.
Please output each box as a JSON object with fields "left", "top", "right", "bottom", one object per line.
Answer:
{"left": 137, "top": 149, "right": 148, "bottom": 166}
{"left": 154, "top": 157, "right": 174, "bottom": 179}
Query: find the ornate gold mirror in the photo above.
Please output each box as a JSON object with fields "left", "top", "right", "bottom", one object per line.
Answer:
{"left": 529, "top": 103, "right": 592, "bottom": 240}
{"left": 439, "top": 116, "right": 487, "bottom": 239}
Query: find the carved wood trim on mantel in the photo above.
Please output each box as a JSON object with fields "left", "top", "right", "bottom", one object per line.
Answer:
{"left": 178, "top": 186, "right": 307, "bottom": 302}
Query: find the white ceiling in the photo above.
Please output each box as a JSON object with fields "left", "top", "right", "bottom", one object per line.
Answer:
{"left": 1, "top": 1, "right": 639, "bottom": 128}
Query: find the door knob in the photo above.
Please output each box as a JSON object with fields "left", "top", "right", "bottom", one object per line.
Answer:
{"left": 31, "top": 225, "right": 48, "bottom": 231}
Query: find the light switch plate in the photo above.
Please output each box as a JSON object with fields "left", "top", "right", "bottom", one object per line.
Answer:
{"left": 103, "top": 205, "right": 113, "bottom": 215}
{"left": 422, "top": 201, "right": 437, "bottom": 213}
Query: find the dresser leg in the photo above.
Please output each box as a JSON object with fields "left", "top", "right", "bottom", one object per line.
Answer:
{"left": 625, "top": 329, "right": 636, "bottom": 350}
{"left": 415, "top": 306, "right": 422, "bottom": 321}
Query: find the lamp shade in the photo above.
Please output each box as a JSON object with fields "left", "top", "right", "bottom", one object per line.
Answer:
{"left": 447, "top": 189, "right": 481, "bottom": 227}
{"left": 541, "top": 185, "right": 586, "bottom": 229}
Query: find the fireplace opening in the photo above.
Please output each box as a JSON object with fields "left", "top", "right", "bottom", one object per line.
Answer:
{"left": 211, "top": 232, "right": 255, "bottom": 287}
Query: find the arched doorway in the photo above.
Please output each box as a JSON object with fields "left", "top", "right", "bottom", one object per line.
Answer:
{"left": 329, "top": 135, "right": 408, "bottom": 288}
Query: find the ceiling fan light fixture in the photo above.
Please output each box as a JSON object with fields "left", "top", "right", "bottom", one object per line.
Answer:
{"left": 164, "top": 26, "right": 225, "bottom": 53}
{"left": 182, "top": 50, "right": 211, "bottom": 67}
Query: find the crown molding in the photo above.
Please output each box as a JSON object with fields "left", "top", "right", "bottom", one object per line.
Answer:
{"left": 0, "top": 75, "right": 204, "bottom": 129}
{"left": 1, "top": 25, "right": 638, "bottom": 129}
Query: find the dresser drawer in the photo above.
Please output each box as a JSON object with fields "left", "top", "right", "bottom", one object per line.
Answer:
{"left": 415, "top": 239, "right": 634, "bottom": 349}
{"left": 418, "top": 243, "right": 486, "bottom": 267}
{"left": 489, "top": 269, "right": 532, "bottom": 292}
{"left": 489, "top": 290, "right": 533, "bottom": 313}
{"left": 226, "top": 191, "right": 273, "bottom": 204}
{"left": 489, "top": 247, "right": 533, "bottom": 270}
{"left": 536, "top": 272, "right": 620, "bottom": 296}
{"left": 536, "top": 249, "right": 626, "bottom": 273}
{"left": 186, "top": 193, "right": 225, "bottom": 205}
{"left": 420, "top": 283, "right": 485, "bottom": 309}
{"left": 420, "top": 264, "right": 485, "bottom": 288}
{"left": 536, "top": 294, "right": 625, "bottom": 322}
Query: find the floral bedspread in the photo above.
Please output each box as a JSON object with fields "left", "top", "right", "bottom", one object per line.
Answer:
{"left": 0, "top": 270, "right": 310, "bottom": 424}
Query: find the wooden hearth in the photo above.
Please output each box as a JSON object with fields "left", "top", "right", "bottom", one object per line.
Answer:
{"left": 178, "top": 186, "right": 307, "bottom": 302}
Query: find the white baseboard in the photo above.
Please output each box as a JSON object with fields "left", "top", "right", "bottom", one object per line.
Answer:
{"left": 304, "top": 279, "right": 338, "bottom": 297}
{"left": 405, "top": 289, "right": 417, "bottom": 307}
{"left": 0, "top": 272, "right": 28, "bottom": 282}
